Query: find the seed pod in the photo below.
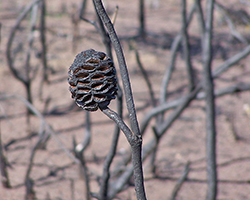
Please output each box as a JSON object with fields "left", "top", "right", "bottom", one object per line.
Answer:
{"left": 68, "top": 49, "right": 117, "bottom": 111}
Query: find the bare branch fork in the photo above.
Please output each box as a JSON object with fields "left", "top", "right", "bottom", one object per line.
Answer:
{"left": 92, "top": 0, "right": 146, "bottom": 199}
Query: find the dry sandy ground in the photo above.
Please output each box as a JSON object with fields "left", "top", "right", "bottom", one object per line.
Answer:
{"left": 1, "top": 0, "right": 250, "bottom": 199}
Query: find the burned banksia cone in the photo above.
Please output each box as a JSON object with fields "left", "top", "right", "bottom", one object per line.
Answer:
{"left": 68, "top": 49, "right": 117, "bottom": 111}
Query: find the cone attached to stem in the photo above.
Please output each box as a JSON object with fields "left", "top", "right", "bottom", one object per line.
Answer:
{"left": 68, "top": 49, "right": 117, "bottom": 111}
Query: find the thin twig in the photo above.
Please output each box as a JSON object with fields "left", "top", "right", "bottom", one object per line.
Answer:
{"left": 212, "top": 44, "right": 250, "bottom": 78}
{"left": 215, "top": 2, "right": 248, "bottom": 44}
{"left": 24, "top": 1, "right": 39, "bottom": 105}
{"left": 6, "top": 0, "right": 40, "bottom": 83}
{"left": 0, "top": 128, "right": 11, "bottom": 188}
{"left": 75, "top": 111, "right": 91, "bottom": 153}
{"left": 24, "top": 132, "right": 47, "bottom": 200}
{"left": 0, "top": 23, "right": 2, "bottom": 45}
{"left": 202, "top": 1, "right": 217, "bottom": 199}
{"left": 156, "top": 85, "right": 202, "bottom": 135}
{"left": 225, "top": 114, "right": 240, "bottom": 141}
{"left": 111, "top": 6, "right": 119, "bottom": 25}
{"left": 181, "top": 0, "right": 195, "bottom": 90}
{"left": 139, "top": 0, "right": 146, "bottom": 38}
{"left": 73, "top": 137, "right": 91, "bottom": 200}
{"left": 78, "top": 0, "right": 88, "bottom": 19}
{"left": 129, "top": 41, "right": 157, "bottom": 107}
{"left": 170, "top": 161, "right": 191, "bottom": 200}
{"left": 39, "top": 0, "right": 49, "bottom": 83}
{"left": 195, "top": 0, "right": 205, "bottom": 35}
{"left": 160, "top": 2, "right": 197, "bottom": 104}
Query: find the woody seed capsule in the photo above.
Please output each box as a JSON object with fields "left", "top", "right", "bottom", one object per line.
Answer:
{"left": 68, "top": 49, "right": 117, "bottom": 111}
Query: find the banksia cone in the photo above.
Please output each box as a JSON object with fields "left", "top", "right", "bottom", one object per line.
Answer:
{"left": 68, "top": 49, "right": 117, "bottom": 111}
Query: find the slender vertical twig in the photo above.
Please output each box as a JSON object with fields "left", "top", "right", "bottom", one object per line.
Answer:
{"left": 160, "top": 2, "right": 197, "bottom": 104}
{"left": 0, "top": 23, "right": 2, "bottom": 45}
{"left": 6, "top": 0, "right": 41, "bottom": 125}
{"left": 25, "top": 132, "right": 47, "bottom": 200}
{"left": 6, "top": 0, "right": 40, "bottom": 83}
{"left": 195, "top": 0, "right": 205, "bottom": 35}
{"left": 150, "top": 2, "right": 197, "bottom": 173}
{"left": 129, "top": 41, "right": 157, "bottom": 107}
{"left": 25, "top": 1, "right": 39, "bottom": 105}
{"left": 170, "top": 161, "right": 191, "bottom": 200}
{"left": 202, "top": 0, "right": 217, "bottom": 199}
{"left": 0, "top": 128, "right": 11, "bottom": 188}
{"left": 39, "top": 0, "right": 48, "bottom": 84}
{"left": 181, "top": 0, "right": 195, "bottom": 90}
{"left": 79, "top": 0, "right": 88, "bottom": 19}
{"left": 83, "top": 112, "right": 91, "bottom": 149}
{"left": 139, "top": 0, "right": 146, "bottom": 38}
{"left": 73, "top": 136, "right": 91, "bottom": 200}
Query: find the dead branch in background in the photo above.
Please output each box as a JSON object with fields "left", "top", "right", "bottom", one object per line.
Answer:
{"left": 39, "top": 0, "right": 48, "bottom": 82}
{"left": 181, "top": 0, "right": 195, "bottom": 90}
{"left": 24, "top": 1, "right": 39, "bottom": 104}
{"left": 140, "top": 42, "right": 250, "bottom": 135}
{"left": 215, "top": 2, "right": 248, "bottom": 44}
{"left": 170, "top": 161, "right": 190, "bottom": 200}
{"left": 24, "top": 131, "right": 46, "bottom": 200}
{"left": 139, "top": 0, "right": 146, "bottom": 38}
{"left": 149, "top": 1, "right": 197, "bottom": 173}
{"left": 71, "top": 0, "right": 88, "bottom": 52}
{"left": 0, "top": 127, "right": 11, "bottom": 188}
{"left": 0, "top": 23, "right": 2, "bottom": 45}
{"left": 6, "top": 0, "right": 40, "bottom": 87}
{"left": 6, "top": 0, "right": 42, "bottom": 125}
{"left": 129, "top": 41, "right": 157, "bottom": 107}
{"left": 39, "top": 0, "right": 49, "bottom": 99}
{"left": 0, "top": 94, "right": 79, "bottom": 164}
{"left": 201, "top": 0, "right": 217, "bottom": 199}
{"left": 160, "top": 2, "right": 197, "bottom": 104}
{"left": 195, "top": 0, "right": 205, "bottom": 35}
{"left": 79, "top": 0, "right": 88, "bottom": 19}
{"left": 73, "top": 134, "right": 91, "bottom": 200}
{"left": 75, "top": 111, "right": 91, "bottom": 200}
